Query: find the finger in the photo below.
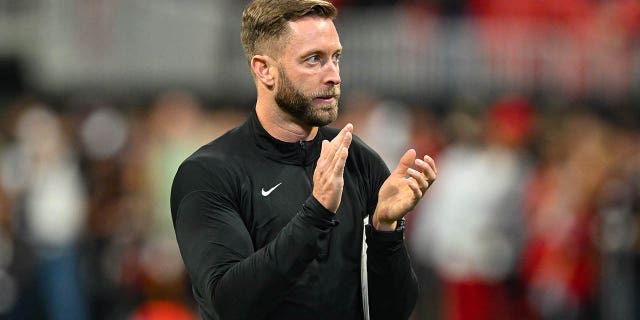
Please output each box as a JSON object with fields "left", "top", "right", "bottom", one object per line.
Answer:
{"left": 333, "top": 146, "right": 349, "bottom": 175}
{"left": 330, "top": 132, "right": 352, "bottom": 175}
{"left": 414, "top": 158, "right": 437, "bottom": 184}
{"left": 407, "top": 168, "right": 430, "bottom": 193}
{"left": 423, "top": 155, "right": 437, "bottom": 175}
{"left": 330, "top": 123, "right": 353, "bottom": 150}
{"left": 424, "top": 166, "right": 437, "bottom": 188}
{"left": 423, "top": 155, "right": 438, "bottom": 184}
{"left": 392, "top": 149, "right": 417, "bottom": 177}
{"left": 317, "top": 140, "right": 331, "bottom": 168}
{"left": 342, "top": 131, "right": 352, "bottom": 150}
{"left": 337, "top": 130, "right": 353, "bottom": 151}
{"left": 322, "top": 124, "right": 352, "bottom": 166}
{"left": 406, "top": 177, "right": 423, "bottom": 200}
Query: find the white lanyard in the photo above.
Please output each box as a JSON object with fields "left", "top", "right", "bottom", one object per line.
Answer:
{"left": 361, "top": 216, "right": 370, "bottom": 320}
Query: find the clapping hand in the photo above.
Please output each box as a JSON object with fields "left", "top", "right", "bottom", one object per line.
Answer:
{"left": 373, "top": 149, "right": 437, "bottom": 231}
{"left": 312, "top": 123, "right": 353, "bottom": 213}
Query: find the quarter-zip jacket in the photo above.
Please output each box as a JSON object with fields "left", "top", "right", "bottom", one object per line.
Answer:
{"left": 170, "top": 112, "right": 418, "bottom": 320}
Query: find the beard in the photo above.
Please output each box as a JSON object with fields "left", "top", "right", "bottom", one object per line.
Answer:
{"left": 275, "top": 68, "right": 339, "bottom": 127}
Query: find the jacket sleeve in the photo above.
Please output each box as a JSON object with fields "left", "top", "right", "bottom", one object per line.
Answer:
{"left": 171, "top": 159, "right": 337, "bottom": 320}
{"left": 366, "top": 224, "right": 419, "bottom": 320}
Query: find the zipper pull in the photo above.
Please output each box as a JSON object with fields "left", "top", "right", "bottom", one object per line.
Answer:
{"left": 299, "top": 140, "right": 307, "bottom": 165}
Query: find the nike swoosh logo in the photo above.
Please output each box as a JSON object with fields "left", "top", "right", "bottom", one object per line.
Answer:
{"left": 261, "top": 182, "right": 282, "bottom": 196}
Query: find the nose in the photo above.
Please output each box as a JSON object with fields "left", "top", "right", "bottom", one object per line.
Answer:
{"left": 324, "top": 61, "right": 341, "bottom": 86}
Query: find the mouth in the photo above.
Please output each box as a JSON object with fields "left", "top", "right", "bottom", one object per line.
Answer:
{"left": 313, "top": 97, "right": 335, "bottom": 103}
{"left": 313, "top": 94, "right": 338, "bottom": 104}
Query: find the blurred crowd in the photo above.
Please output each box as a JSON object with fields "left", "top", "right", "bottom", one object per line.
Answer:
{"left": 337, "top": 92, "right": 640, "bottom": 320}
{"left": 0, "top": 91, "right": 248, "bottom": 320}
{"left": 0, "top": 88, "right": 638, "bottom": 320}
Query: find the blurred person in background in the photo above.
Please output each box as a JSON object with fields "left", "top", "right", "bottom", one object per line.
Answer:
{"left": 74, "top": 101, "right": 149, "bottom": 319}
{"left": 0, "top": 100, "right": 88, "bottom": 320}
{"left": 0, "top": 98, "right": 29, "bottom": 319}
{"left": 170, "top": 0, "right": 437, "bottom": 319}
{"left": 130, "top": 90, "right": 212, "bottom": 320}
{"left": 411, "top": 95, "right": 536, "bottom": 320}
{"left": 145, "top": 90, "right": 211, "bottom": 238}
{"left": 69, "top": 92, "right": 219, "bottom": 320}
{"left": 519, "top": 110, "right": 614, "bottom": 320}
{"left": 403, "top": 103, "right": 446, "bottom": 320}
{"left": 596, "top": 117, "right": 640, "bottom": 320}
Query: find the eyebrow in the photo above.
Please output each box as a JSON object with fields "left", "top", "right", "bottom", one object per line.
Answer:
{"left": 300, "top": 48, "right": 343, "bottom": 59}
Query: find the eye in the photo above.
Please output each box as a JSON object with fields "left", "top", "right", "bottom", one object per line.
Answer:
{"left": 306, "top": 55, "right": 321, "bottom": 64}
{"left": 332, "top": 52, "right": 341, "bottom": 63}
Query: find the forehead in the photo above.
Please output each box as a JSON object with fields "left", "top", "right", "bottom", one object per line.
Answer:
{"left": 282, "top": 15, "right": 341, "bottom": 56}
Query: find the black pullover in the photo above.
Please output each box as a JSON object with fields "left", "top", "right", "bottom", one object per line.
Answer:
{"left": 170, "top": 112, "right": 418, "bottom": 320}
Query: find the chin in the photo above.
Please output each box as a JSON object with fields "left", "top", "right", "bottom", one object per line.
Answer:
{"left": 304, "top": 110, "right": 337, "bottom": 127}
{"left": 317, "top": 111, "right": 338, "bottom": 126}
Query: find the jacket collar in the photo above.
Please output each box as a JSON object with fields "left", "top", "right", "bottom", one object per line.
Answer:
{"left": 248, "top": 111, "right": 323, "bottom": 166}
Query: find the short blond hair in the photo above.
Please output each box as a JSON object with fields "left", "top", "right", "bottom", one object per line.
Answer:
{"left": 240, "top": 0, "right": 337, "bottom": 64}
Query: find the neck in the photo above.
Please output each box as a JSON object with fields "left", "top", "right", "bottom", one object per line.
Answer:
{"left": 255, "top": 98, "right": 318, "bottom": 143}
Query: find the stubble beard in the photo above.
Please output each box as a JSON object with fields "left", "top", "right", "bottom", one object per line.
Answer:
{"left": 275, "top": 68, "right": 339, "bottom": 127}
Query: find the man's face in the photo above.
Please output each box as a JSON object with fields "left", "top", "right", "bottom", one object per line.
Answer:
{"left": 273, "top": 16, "right": 342, "bottom": 127}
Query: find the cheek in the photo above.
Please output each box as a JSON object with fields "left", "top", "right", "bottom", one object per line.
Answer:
{"left": 297, "top": 74, "right": 321, "bottom": 94}
{"left": 285, "top": 79, "right": 309, "bottom": 96}
{"left": 282, "top": 65, "right": 320, "bottom": 94}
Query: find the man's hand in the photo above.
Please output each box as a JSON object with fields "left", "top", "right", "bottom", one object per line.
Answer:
{"left": 373, "top": 149, "right": 437, "bottom": 231}
{"left": 312, "top": 123, "right": 353, "bottom": 213}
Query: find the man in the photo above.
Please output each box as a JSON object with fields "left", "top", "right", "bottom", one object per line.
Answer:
{"left": 170, "top": 0, "right": 437, "bottom": 319}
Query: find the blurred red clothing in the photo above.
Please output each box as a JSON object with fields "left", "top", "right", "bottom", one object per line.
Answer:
{"left": 130, "top": 300, "right": 196, "bottom": 320}
{"left": 519, "top": 166, "right": 599, "bottom": 318}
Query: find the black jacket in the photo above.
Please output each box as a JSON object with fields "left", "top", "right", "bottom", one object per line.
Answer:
{"left": 170, "top": 112, "right": 417, "bottom": 320}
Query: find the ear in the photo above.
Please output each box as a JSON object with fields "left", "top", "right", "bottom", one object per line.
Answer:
{"left": 251, "top": 55, "right": 276, "bottom": 88}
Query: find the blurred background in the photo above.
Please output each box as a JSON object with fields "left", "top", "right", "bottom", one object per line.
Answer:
{"left": 0, "top": 0, "right": 639, "bottom": 319}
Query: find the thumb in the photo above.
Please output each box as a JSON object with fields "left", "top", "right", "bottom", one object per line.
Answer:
{"left": 392, "top": 149, "right": 416, "bottom": 177}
